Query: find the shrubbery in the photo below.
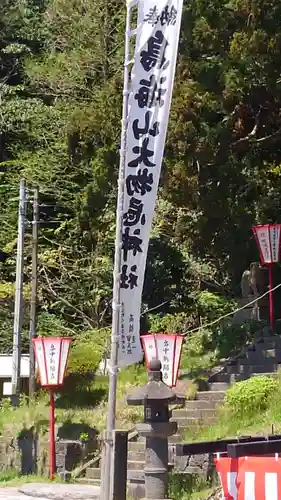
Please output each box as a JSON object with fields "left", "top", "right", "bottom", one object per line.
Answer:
{"left": 64, "top": 328, "right": 109, "bottom": 390}
{"left": 225, "top": 375, "right": 278, "bottom": 416}
{"left": 197, "top": 291, "right": 236, "bottom": 321}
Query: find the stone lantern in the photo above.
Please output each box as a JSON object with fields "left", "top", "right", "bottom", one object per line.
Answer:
{"left": 127, "top": 359, "right": 185, "bottom": 500}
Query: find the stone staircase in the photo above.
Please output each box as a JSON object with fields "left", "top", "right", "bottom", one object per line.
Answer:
{"left": 209, "top": 331, "right": 281, "bottom": 386}
{"left": 80, "top": 330, "right": 281, "bottom": 488}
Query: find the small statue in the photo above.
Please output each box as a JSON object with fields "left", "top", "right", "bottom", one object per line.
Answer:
{"left": 241, "top": 262, "right": 263, "bottom": 298}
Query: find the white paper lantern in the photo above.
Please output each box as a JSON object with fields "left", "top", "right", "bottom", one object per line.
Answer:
{"left": 33, "top": 337, "right": 72, "bottom": 387}
{"left": 252, "top": 224, "right": 281, "bottom": 264}
{"left": 141, "top": 333, "right": 184, "bottom": 387}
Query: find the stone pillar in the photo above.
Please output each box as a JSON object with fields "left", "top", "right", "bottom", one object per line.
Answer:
{"left": 137, "top": 418, "right": 177, "bottom": 500}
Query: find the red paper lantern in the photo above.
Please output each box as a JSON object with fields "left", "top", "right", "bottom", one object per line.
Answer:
{"left": 252, "top": 224, "right": 281, "bottom": 265}
{"left": 141, "top": 333, "right": 184, "bottom": 387}
{"left": 33, "top": 336, "right": 72, "bottom": 387}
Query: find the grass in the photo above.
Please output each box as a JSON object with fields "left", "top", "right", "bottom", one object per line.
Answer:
{"left": 189, "top": 488, "right": 214, "bottom": 499}
{"left": 169, "top": 474, "right": 216, "bottom": 500}
{"left": 0, "top": 469, "right": 63, "bottom": 487}
{"left": 0, "top": 366, "right": 147, "bottom": 439}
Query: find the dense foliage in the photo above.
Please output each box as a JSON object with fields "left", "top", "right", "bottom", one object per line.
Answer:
{"left": 1, "top": 0, "right": 281, "bottom": 352}
{"left": 225, "top": 375, "right": 279, "bottom": 416}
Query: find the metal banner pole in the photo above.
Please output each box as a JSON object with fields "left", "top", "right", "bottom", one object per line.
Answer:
{"left": 101, "top": 5, "right": 132, "bottom": 500}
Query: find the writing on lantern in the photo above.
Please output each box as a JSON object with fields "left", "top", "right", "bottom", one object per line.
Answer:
{"left": 49, "top": 343, "right": 56, "bottom": 381}
{"left": 162, "top": 339, "right": 170, "bottom": 382}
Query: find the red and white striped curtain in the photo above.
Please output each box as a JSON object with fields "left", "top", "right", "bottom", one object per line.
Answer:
{"left": 215, "top": 456, "right": 281, "bottom": 499}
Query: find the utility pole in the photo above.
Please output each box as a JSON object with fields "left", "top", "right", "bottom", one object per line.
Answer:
{"left": 11, "top": 178, "right": 26, "bottom": 404}
{"left": 29, "top": 187, "right": 39, "bottom": 398}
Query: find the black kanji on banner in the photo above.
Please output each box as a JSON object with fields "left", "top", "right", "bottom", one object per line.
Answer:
{"left": 144, "top": 5, "right": 178, "bottom": 26}
{"left": 120, "top": 264, "right": 138, "bottom": 289}
{"left": 128, "top": 138, "right": 156, "bottom": 168}
{"left": 140, "top": 31, "right": 169, "bottom": 72}
{"left": 123, "top": 197, "right": 146, "bottom": 227}
{"left": 135, "top": 75, "right": 167, "bottom": 108}
{"left": 122, "top": 227, "right": 143, "bottom": 261}
{"left": 126, "top": 168, "right": 154, "bottom": 196}
{"left": 132, "top": 111, "right": 160, "bottom": 140}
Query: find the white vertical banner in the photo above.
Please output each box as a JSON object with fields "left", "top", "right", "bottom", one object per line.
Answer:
{"left": 118, "top": 0, "right": 183, "bottom": 366}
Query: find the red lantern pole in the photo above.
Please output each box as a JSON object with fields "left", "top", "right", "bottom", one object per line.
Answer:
{"left": 32, "top": 337, "right": 72, "bottom": 482}
{"left": 252, "top": 224, "right": 281, "bottom": 331}
{"left": 268, "top": 263, "right": 274, "bottom": 330}
{"left": 49, "top": 389, "right": 55, "bottom": 480}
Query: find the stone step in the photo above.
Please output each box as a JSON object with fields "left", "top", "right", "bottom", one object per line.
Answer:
{"left": 128, "top": 440, "right": 177, "bottom": 452}
{"left": 185, "top": 399, "right": 220, "bottom": 410}
{"left": 255, "top": 338, "right": 281, "bottom": 349}
{"left": 127, "top": 470, "right": 145, "bottom": 482}
{"left": 139, "top": 433, "right": 183, "bottom": 443}
{"left": 239, "top": 357, "right": 279, "bottom": 366}
{"left": 86, "top": 468, "right": 101, "bottom": 480}
{"left": 196, "top": 391, "right": 225, "bottom": 402}
{"left": 168, "top": 433, "right": 184, "bottom": 442}
{"left": 213, "top": 372, "right": 268, "bottom": 383}
{"left": 128, "top": 441, "right": 145, "bottom": 452}
{"left": 173, "top": 416, "right": 217, "bottom": 427}
{"left": 172, "top": 408, "right": 217, "bottom": 419}
{"left": 127, "top": 460, "right": 174, "bottom": 471}
{"left": 76, "top": 477, "right": 101, "bottom": 486}
{"left": 209, "top": 382, "right": 230, "bottom": 391}
{"left": 84, "top": 469, "right": 146, "bottom": 484}
{"left": 237, "top": 355, "right": 281, "bottom": 365}
{"left": 251, "top": 372, "right": 278, "bottom": 378}
{"left": 227, "top": 363, "right": 279, "bottom": 375}
{"left": 245, "top": 347, "right": 281, "bottom": 361}
{"left": 128, "top": 450, "right": 145, "bottom": 461}
{"left": 211, "top": 372, "right": 247, "bottom": 383}
{"left": 128, "top": 461, "right": 146, "bottom": 471}
{"left": 85, "top": 466, "right": 149, "bottom": 481}
{"left": 180, "top": 466, "right": 206, "bottom": 475}
{"left": 173, "top": 406, "right": 214, "bottom": 417}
